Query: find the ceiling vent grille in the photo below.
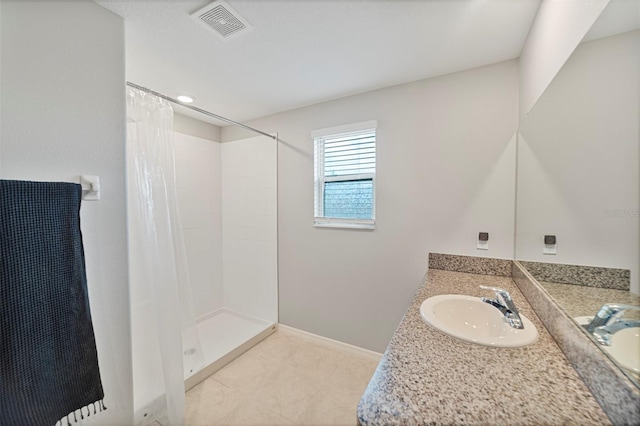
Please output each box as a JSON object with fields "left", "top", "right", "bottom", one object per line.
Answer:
{"left": 191, "top": 1, "right": 252, "bottom": 40}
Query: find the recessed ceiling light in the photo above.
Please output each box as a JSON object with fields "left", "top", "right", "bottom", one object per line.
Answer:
{"left": 177, "top": 95, "right": 194, "bottom": 103}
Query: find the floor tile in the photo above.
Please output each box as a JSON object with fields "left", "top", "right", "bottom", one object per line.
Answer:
{"left": 184, "top": 329, "right": 381, "bottom": 426}
{"left": 210, "top": 348, "right": 284, "bottom": 394}
{"left": 185, "top": 378, "right": 245, "bottom": 425}
{"left": 297, "top": 389, "right": 360, "bottom": 426}
{"left": 325, "top": 353, "right": 380, "bottom": 400}
{"left": 251, "top": 363, "right": 321, "bottom": 422}
{"left": 251, "top": 330, "right": 305, "bottom": 363}
{"left": 285, "top": 340, "right": 346, "bottom": 386}
{"left": 216, "top": 398, "right": 294, "bottom": 426}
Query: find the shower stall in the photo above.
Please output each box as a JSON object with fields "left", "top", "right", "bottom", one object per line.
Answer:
{"left": 176, "top": 132, "right": 278, "bottom": 387}
{"left": 126, "top": 85, "right": 278, "bottom": 425}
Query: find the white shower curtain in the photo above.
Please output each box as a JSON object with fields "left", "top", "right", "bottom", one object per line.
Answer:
{"left": 126, "top": 87, "right": 203, "bottom": 425}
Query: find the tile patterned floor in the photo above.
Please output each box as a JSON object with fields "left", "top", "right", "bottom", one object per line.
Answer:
{"left": 185, "top": 329, "right": 380, "bottom": 425}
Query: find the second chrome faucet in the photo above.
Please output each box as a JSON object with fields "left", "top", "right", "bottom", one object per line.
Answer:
{"left": 584, "top": 303, "right": 640, "bottom": 346}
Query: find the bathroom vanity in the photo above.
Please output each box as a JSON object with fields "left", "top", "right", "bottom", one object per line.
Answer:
{"left": 357, "top": 255, "right": 621, "bottom": 425}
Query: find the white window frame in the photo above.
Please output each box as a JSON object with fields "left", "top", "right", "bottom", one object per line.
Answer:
{"left": 312, "top": 120, "right": 377, "bottom": 230}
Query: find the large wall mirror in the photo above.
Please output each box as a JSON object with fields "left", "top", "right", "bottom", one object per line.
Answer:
{"left": 515, "top": 0, "right": 640, "bottom": 388}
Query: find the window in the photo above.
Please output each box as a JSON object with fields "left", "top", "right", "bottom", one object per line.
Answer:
{"left": 313, "top": 120, "right": 377, "bottom": 229}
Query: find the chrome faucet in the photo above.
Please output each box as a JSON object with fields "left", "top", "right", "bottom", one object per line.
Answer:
{"left": 480, "top": 285, "right": 524, "bottom": 329}
{"left": 584, "top": 304, "right": 640, "bottom": 346}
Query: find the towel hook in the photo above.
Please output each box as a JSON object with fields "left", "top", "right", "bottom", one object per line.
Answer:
{"left": 79, "top": 175, "right": 100, "bottom": 201}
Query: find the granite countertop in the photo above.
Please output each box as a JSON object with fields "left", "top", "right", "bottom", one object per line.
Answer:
{"left": 357, "top": 269, "right": 611, "bottom": 425}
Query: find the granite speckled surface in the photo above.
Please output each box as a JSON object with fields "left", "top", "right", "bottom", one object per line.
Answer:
{"left": 519, "top": 260, "right": 630, "bottom": 290}
{"left": 357, "top": 268, "right": 611, "bottom": 425}
{"left": 512, "top": 262, "right": 640, "bottom": 425}
{"left": 539, "top": 281, "right": 640, "bottom": 320}
{"left": 429, "top": 253, "right": 512, "bottom": 276}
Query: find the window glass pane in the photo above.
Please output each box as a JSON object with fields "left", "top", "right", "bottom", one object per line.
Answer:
{"left": 323, "top": 179, "right": 373, "bottom": 219}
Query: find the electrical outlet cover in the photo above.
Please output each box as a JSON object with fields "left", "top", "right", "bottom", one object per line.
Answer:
{"left": 477, "top": 239, "right": 489, "bottom": 250}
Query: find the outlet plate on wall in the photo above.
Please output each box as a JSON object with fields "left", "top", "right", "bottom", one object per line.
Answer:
{"left": 477, "top": 232, "right": 489, "bottom": 250}
{"left": 543, "top": 235, "right": 557, "bottom": 255}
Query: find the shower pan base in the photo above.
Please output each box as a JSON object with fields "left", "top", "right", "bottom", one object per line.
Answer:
{"left": 184, "top": 308, "right": 277, "bottom": 390}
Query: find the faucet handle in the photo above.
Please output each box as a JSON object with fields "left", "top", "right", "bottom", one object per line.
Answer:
{"left": 601, "top": 303, "right": 640, "bottom": 311}
{"left": 596, "top": 303, "right": 640, "bottom": 321}
{"left": 586, "top": 304, "right": 640, "bottom": 332}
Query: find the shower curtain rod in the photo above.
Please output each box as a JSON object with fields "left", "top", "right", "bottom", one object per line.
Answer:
{"left": 126, "top": 81, "right": 276, "bottom": 140}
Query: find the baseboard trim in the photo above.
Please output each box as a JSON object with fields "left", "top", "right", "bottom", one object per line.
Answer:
{"left": 278, "top": 324, "right": 383, "bottom": 362}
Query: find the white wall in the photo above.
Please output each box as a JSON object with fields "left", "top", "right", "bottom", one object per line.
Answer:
{"left": 174, "top": 113, "right": 221, "bottom": 142}
{"left": 223, "top": 61, "right": 519, "bottom": 352}
{"left": 0, "top": 1, "right": 132, "bottom": 424}
{"left": 221, "top": 135, "right": 278, "bottom": 323}
{"left": 516, "top": 30, "right": 639, "bottom": 294}
{"left": 519, "top": 0, "right": 609, "bottom": 121}
{"left": 175, "top": 132, "right": 223, "bottom": 318}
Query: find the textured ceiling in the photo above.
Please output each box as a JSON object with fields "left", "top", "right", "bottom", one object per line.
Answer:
{"left": 97, "top": 0, "right": 544, "bottom": 125}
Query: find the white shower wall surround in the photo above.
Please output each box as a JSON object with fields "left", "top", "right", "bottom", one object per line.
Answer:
{"left": 221, "top": 135, "right": 278, "bottom": 321}
{"left": 174, "top": 132, "right": 278, "bottom": 384}
{"left": 175, "top": 133, "right": 224, "bottom": 317}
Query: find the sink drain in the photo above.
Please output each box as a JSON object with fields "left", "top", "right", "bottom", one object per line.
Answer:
{"left": 184, "top": 348, "right": 197, "bottom": 356}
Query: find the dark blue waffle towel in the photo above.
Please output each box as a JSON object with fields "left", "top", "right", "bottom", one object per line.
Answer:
{"left": 0, "top": 180, "right": 105, "bottom": 425}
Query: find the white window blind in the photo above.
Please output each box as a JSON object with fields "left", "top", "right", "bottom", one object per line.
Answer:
{"left": 313, "top": 121, "right": 377, "bottom": 229}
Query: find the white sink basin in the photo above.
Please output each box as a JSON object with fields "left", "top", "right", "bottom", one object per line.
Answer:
{"left": 420, "top": 294, "right": 538, "bottom": 347}
{"left": 575, "top": 316, "right": 640, "bottom": 378}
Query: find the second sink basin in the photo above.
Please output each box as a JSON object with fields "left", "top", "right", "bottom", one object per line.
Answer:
{"left": 574, "top": 316, "right": 640, "bottom": 379}
{"left": 420, "top": 294, "right": 538, "bottom": 347}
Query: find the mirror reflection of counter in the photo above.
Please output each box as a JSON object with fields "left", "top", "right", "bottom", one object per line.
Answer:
{"left": 518, "top": 260, "right": 637, "bottom": 317}
{"left": 513, "top": 261, "right": 640, "bottom": 424}
{"left": 539, "top": 281, "right": 640, "bottom": 320}
{"left": 518, "top": 258, "right": 640, "bottom": 386}
{"left": 530, "top": 267, "right": 640, "bottom": 384}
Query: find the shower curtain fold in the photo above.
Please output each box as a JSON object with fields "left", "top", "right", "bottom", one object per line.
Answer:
{"left": 126, "top": 87, "right": 203, "bottom": 425}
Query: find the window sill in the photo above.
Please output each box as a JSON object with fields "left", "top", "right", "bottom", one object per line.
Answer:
{"left": 314, "top": 222, "right": 375, "bottom": 230}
